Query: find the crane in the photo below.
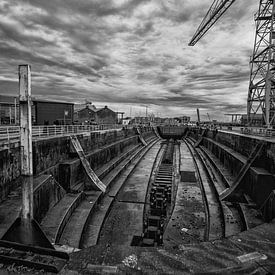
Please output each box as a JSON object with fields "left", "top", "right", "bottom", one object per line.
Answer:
{"left": 189, "top": 0, "right": 275, "bottom": 128}
{"left": 188, "top": 0, "right": 236, "bottom": 46}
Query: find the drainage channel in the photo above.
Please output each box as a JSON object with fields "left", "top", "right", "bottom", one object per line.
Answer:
{"left": 132, "top": 139, "right": 176, "bottom": 247}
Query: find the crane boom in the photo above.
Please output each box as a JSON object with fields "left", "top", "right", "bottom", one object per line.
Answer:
{"left": 188, "top": 0, "right": 236, "bottom": 46}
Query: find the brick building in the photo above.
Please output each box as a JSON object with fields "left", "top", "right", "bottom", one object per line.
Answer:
{"left": 74, "top": 105, "right": 117, "bottom": 124}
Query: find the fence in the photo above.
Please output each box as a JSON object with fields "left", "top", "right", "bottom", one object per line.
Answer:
{"left": 0, "top": 124, "right": 127, "bottom": 144}
{"left": 221, "top": 126, "right": 275, "bottom": 138}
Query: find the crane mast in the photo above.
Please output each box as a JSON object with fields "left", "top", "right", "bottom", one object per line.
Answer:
{"left": 248, "top": 0, "right": 275, "bottom": 128}
{"left": 188, "top": 0, "right": 236, "bottom": 46}
{"left": 189, "top": 0, "right": 275, "bottom": 127}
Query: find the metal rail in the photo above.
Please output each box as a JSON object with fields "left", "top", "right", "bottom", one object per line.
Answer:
{"left": 194, "top": 126, "right": 275, "bottom": 138}
{"left": 220, "top": 126, "right": 275, "bottom": 138}
{"left": 0, "top": 124, "right": 130, "bottom": 143}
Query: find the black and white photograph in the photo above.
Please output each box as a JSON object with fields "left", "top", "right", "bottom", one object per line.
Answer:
{"left": 0, "top": 0, "right": 274, "bottom": 274}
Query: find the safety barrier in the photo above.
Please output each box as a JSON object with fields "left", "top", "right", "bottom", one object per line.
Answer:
{"left": 0, "top": 124, "right": 127, "bottom": 143}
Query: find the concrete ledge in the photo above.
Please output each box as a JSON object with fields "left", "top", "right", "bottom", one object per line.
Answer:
{"left": 55, "top": 192, "right": 86, "bottom": 244}
{"left": 59, "top": 136, "right": 139, "bottom": 190}
{"left": 201, "top": 138, "right": 274, "bottom": 207}
{"left": 34, "top": 174, "right": 66, "bottom": 222}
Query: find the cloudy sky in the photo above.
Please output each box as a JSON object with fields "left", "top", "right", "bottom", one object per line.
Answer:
{"left": 0, "top": 0, "right": 258, "bottom": 120}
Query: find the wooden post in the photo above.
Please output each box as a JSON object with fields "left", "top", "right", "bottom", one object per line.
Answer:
{"left": 19, "top": 64, "right": 33, "bottom": 220}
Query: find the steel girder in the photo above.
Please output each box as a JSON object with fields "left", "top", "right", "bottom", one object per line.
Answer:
{"left": 188, "top": 0, "right": 236, "bottom": 46}
{"left": 248, "top": 0, "right": 275, "bottom": 127}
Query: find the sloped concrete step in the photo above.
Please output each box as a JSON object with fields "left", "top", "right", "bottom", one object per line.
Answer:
{"left": 80, "top": 196, "right": 114, "bottom": 248}
{"left": 96, "top": 144, "right": 141, "bottom": 180}
{"left": 102, "top": 145, "right": 146, "bottom": 189}
{"left": 70, "top": 145, "right": 141, "bottom": 193}
{"left": 59, "top": 192, "right": 101, "bottom": 248}
{"left": 41, "top": 193, "right": 79, "bottom": 243}
{"left": 81, "top": 140, "right": 161, "bottom": 248}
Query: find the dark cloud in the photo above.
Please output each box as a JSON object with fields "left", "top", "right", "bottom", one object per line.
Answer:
{"left": 0, "top": 0, "right": 259, "bottom": 119}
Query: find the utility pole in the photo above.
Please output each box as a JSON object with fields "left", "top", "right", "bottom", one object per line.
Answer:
{"left": 19, "top": 64, "right": 33, "bottom": 221}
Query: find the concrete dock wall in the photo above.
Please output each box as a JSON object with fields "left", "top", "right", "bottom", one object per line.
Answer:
{"left": 0, "top": 143, "right": 21, "bottom": 202}
{"left": 0, "top": 127, "right": 147, "bottom": 203}
{"left": 59, "top": 135, "right": 139, "bottom": 190}
{"left": 33, "top": 175, "right": 66, "bottom": 222}
{"left": 189, "top": 127, "right": 275, "bottom": 208}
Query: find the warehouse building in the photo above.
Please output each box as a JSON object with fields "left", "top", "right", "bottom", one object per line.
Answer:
{"left": 32, "top": 100, "right": 74, "bottom": 125}
{"left": 0, "top": 95, "right": 74, "bottom": 125}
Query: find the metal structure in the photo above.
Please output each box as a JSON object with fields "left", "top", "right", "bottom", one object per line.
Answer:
{"left": 189, "top": 0, "right": 275, "bottom": 128}
{"left": 248, "top": 0, "right": 275, "bottom": 128}
{"left": 188, "top": 0, "right": 236, "bottom": 46}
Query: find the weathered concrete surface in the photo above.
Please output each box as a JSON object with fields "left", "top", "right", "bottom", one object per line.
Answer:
{"left": 0, "top": 174, "right": 65, "bottom": 237}
{"left": 95, "top": 141, "right": 161, "bottom": 249}
{"left": 164, "top": 142, "right": 205, "bottom": 247}
{"left": 59, "top": 136, "right": 139, "bottom": 191}
{"left": 100, "top": 202, "right": 144, "bottom": 247}
{"left": 33, "top": 174, "right": 66, "bottom": 222}
{"left": 81, "top": 140, "right": 158, "bottom": 249}
{"left": 33, "top": 128, "right": 136, "bottom": 177}
{"left": 189, "top": 128, "right": 275, "bottom": 213}
{"left": 65, "top": 220, "right": 275, "bottom": 274}
{"left": 0, "top": 145, "right": 20, "bottom": 202}
{"left": 0, "top": 128, "right": 139, "bottom": 203}
{"left": 158, "top": 125, "right": 187, "bottom": 139}
{"left": 192, "top": 128, "right": 275, "bottom": 175}
{"left": 41, "top": 193, "right": 79, "bottom": 243}
{"left": 117, "top": 142, "right": 160, "bottom": 203}
{"left": 202, "top": 137, "right": 275, "bottom": 207}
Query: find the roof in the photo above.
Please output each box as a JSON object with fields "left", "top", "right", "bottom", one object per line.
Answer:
{"left": 74, "top": 104, "right": 97, "bottom": 112}
{"left": 0, "top": 95, "right": 17, "bottom": 104}
{"left": 33, "top": 99, "right": 74, "bottom": 105}
{"left": 0, "top": 94, "right": 74, "bottom": 105}
{"left": 77, "top": 106, "right": 96, "bottom": 113}
{"left": 95, "top": 106, "right": 115, "bottom": 113}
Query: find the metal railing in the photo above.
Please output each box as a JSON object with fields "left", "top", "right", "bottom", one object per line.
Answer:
{"left": 0, "top": 124, "right": 127, "bottom": 143}
{"left": 220, "top": 126, "right": 275, "bottom": 138}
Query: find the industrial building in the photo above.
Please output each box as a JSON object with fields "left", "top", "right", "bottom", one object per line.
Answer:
{"left": 0, "top": 95, "right": 74, "bottom": 125}
{"left": 0, "top": 95, "right": 18, "bottom": 125}
{"left": 32, "top": 100, "right": 74, "bottom": 125}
